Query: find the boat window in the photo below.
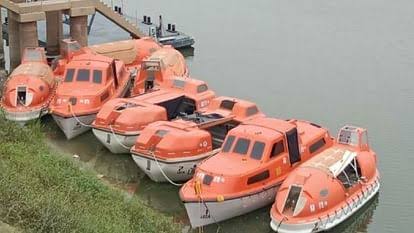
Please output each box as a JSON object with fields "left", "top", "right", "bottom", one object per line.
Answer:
{"left": 309, "top": 138, "right": 326, "bottom": 154}
{"left": 93, "top": 70, "right": 102, "bottom": 84}
{"left": 246, "top": 106, "right": 259, "bottom": 116}
{"left": 222, "top": 135, "right": 235, "bottom": 152}
{"left": 250, "top": 141, "right": 265, "bottom": 160}
{"left": 76, "top": 69, "right": 90, "bottom": 82}
{"left": 283, "top": 185, "right": 302, "bottom": 215}
{"left": 233, "top": 138, "right": 250, "bottom": 155}
{"left": 337, "top": 158, "right": 361, "bottom": 189}
{"left": 270, "top": 140, "right": 284, "bottom": 158}
{"left": 247, "top": 170, "right": 269, "bottom": 185}
{"left": 64, "top": 69, "right": 75, "bottom": 82}
{"left": 197, "top": 84, "right": 208, "bottom": 93}
{"left": 220, "top": 100, "right": 236, "bottom": 110}
{"left": 173, "top": 79, "right": 186, "bottom": 89}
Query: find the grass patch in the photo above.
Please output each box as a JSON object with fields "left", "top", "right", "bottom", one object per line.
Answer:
{"left": 0, "top": 114, "right": 181, "bottom": 233}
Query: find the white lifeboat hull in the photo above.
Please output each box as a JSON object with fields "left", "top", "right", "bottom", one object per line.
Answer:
{"left": 93, "top": 128, "right": 138, "bottom": 154}
{"left": 270, "top": 179, "right": 380, "bottom": 233}
{"left": 131, "top": 149, "right": 219, "bottom": 183}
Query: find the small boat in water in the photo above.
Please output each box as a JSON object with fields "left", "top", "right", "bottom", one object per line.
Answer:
{"left": 140, "top": 15, "right": 195, "bottom": 49}
{"left": 92, "top": 77, "right": 215, "bottom": 154}
{"left": 270, "top": 125, "right": 380, "bottom": 233}
{"left": 130, "top": 96, "right": 265, "bottom": 183}
{"left": 50, "top": 53, "right": 133, "bottom": 139}
{"left": 180, "top": 118, "right": 334, "bottom": 228}
{"left": 1, "top": 47, "right": 57, "bottom": 124}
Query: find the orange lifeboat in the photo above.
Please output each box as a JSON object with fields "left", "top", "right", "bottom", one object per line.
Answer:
{"left": 270, "top": 126, "right": 380, "bottom": 233}
{"left": 53, "top": 38, "right": 161, "bottom": 76}
{"left": 130, "top": 96, "right": 265, "bottom": 183}
{"left": 50, "top": 53, "right": 133, "bottom": 139}
{"left": 179, "top": 118, "right": 334, "bottom": 227}
{"left": 1, "top": 47, "right": 57, "bottom": 124}
{"left": 92, "top": 77, "right": 215, "bottom": 154}
{"left": 131, "top": 45, "right": 188, "bottom": 95}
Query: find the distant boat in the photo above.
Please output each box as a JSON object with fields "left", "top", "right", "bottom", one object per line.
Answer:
{"left": 139, "top": 15, "right": 195, "bottom": 49}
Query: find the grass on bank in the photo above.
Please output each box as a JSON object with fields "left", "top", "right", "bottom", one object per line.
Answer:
{"left": 0, "top": 115, "right": 181, "bottom": 233}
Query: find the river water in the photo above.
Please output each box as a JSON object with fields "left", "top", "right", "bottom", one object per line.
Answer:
{"left": 39, "top": 0, "right": 414, "bottom": 232}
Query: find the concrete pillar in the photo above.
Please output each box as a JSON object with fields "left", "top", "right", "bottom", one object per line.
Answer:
{"left": 8, "top": 11, "right": 38, "bottom": 70}
{"left": 8, "top": 10, "right": 20, "bottom": 70}
{"left": 46, "top": 11, "right": 63, "bottom": 56}
{"left": 70, "top": 15, "right": 88, "bottom": 47}
{"left": 0, "top": 10, "right": 5, "bottom": 68}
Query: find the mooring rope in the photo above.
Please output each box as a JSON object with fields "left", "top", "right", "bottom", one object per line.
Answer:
{"left": 108, "top": 124, "right": 132, "bottom": 150}
{"left": 149, "top": 151, "right": 184, "bottom": 187}
{"left": 68, "top": 104, "right": 92, "bottom": 128}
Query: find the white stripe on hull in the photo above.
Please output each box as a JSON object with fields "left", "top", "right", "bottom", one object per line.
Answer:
{"left": 4, "top": 108, "right": 47, "bottom": 124}
{"left": 93, "top": 128, "right": 138, "bottom": 154}
{"left": 270, "top": 179, "right": 380, "bottom": 233}
{"left": 131, "top": 152, "right": 216, "bottom": 182}
{"left": 52, "top": 114, "right": 96, "bottom": 140}
{"left": 184, "top": 186, "right": 278, "bottom": 228}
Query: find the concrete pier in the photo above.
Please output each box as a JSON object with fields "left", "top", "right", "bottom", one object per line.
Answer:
{"left": 8, "top": 10, "right": 38, "bottom": 69}
{"left": 46, "top": 11, "right": 63, "bottom": 56}
{"left": 0, "top": 0, "right": 144, "bottom": 69}
{"left": 70, "top": 15, "right": 88, "bottom": 47}
{"left": 0, "top": 9, "right": 4, "bottom": 68}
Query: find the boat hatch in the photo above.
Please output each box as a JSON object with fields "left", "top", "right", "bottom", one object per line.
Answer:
{"left": 286, "top": 128, "right": 301, "bottom": 165}
{"left": 16, "top": 86, "right": 28, "bottom": 106}
{"left": 220, "top": 100, "right": 236, "bottom": 110}
{"left": 336, "top": 157, "right": 362, "bottom": 189}
{"left": 282, "top": 185, "right": 303, "bottom": 216}
{"left": 145, "top": 70, "right": 155, "bottom": 91}
{"left": 156, "top": 96, "right": 195, "bottom": 120}
{"left": 115, "top": 102, "right": 140, "bottom": 111}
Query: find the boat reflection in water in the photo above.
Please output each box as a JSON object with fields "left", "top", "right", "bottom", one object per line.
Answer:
{"left": 328, "top": 193, "right": 379, "bottom": 233}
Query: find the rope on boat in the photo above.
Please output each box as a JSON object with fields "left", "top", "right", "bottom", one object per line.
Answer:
{"left": 193, "top": 180, "right": 221, "bottom": 233}
{"left": 108, "top": 124, "right": 132, "bottom": 150}
{"left": 68, "top": 104, "right": 92, "bottom": 128}
{"left": 150, "top": 151, "right": 184, "bottom": 187}
{"left": 275, "top": 216, "right": 287, "bottom": 232}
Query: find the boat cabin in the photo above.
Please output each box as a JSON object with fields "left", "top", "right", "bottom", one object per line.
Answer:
{"left": 51, "top": 53, "right": 130, "bottom": 116}
{"left": 190, "top": 117, "right": 334, "bottom": 199}
{"left": 93, "top": 77, "right": 215, "bottom": 133}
